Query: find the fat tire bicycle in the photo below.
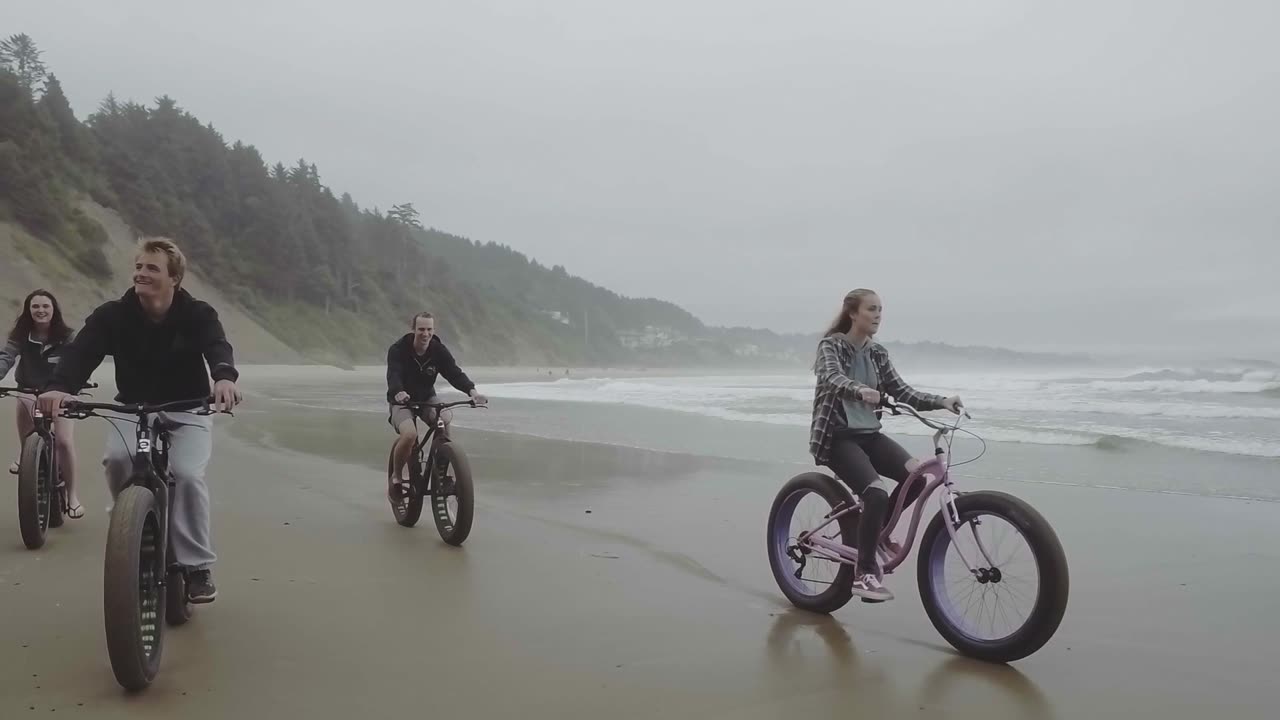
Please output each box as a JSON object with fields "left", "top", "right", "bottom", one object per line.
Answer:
{"left": 61, "top": 396, "right": 227, "bottom": 691}
{"left": 387, "top": 399, "right": 482, "bottom": 546}
{"left": 766, "top": 399, "right": 1069, "bottom": 663}
{"left": 2, "top": 382, "right": 96, "bottom": 548}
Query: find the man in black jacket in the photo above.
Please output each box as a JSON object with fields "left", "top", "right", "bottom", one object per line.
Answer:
{"left": 386, "top": 312, "right": 485, "bottom": 497}
{"left": 40, "top": 237, "right": 242, "bottom": 604}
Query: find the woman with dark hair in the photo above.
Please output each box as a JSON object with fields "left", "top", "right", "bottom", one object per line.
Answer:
{"left": 809, "top": 288, "right": 963, "bottom": 602}
{"left": 0, "top": 290, "right": 82, "bottom": 518}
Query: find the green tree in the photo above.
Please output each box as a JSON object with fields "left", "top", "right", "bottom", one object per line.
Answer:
{"left": 38, "top": 74, "right": 95, "bottom": 169}
{"left": 0, "top": 34, "right": 48, "bottom": 93}
{"left": 0, "top": 70, "right": 68, "bottom": 234}
{"left": 387, "top": 202, "right": 422, "bottom": 228}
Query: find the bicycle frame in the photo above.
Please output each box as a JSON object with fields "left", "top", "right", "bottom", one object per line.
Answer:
{"left": 796, "top": 404, "right": 998, "bottom": 579}
{"left": 411, "top": 408, "right": 449, "bottom": 458}
{"left": 399, "top": 399, "right": 478, "bottom": 487}
{"left": 2, "top": 386, "right": 56, "bottom": 443}
{"left": 62, "top": 397, "right": 217, "bottom": 577}
{"left": 131, "top": 417, "right": 174, "bottom": 572}
{"left": 1, "top": 386, "right": 56, "bottom": 446}
{"left": 2, "top": 384, "right": 96, "bottom": 515}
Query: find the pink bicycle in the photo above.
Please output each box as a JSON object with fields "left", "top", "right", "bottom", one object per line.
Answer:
{"left": 767, "top": 399, "right": 1069, "bottom": 663}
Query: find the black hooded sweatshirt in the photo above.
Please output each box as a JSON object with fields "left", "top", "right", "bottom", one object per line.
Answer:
{"left": 47, "top": 287, "right": 238, "bottom": 403}
{"left": 385, "top": 333, "right": 475, "bottom": 403}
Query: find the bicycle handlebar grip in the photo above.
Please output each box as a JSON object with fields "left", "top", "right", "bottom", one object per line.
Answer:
{"left": 878, "top": 393, "right": 901, "bottom": 414}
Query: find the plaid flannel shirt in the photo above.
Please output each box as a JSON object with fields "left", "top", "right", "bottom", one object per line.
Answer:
{"left": 809, "top": 335, "right": 946, "bottom": 464}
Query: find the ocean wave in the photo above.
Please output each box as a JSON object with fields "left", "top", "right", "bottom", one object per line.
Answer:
{"left": 1081, "top": 430, "right": 1280, "bottom": 458}
{"left": 853, "top": 418, "right": 1278, "bottom": 457}
{"left": 480, "top": 377, "right": 1280, "bottom": 458}
{"left": 1077, "top": 368, "right": 1280, "bottom": 394}
{"left": 1080, "top": 378, "right": 1280, "bottom": 395}
{"left": 483, "top": 376, "right": 1280, "bottom": 422}
{"left": 261, "top": 368, "right": 1280, "bottom": 460}
{"left": 965, "top": 396, "right": 1280, "bottom": 420}
{"left": 485, "top": 378, "right": 814, "bottom": 407}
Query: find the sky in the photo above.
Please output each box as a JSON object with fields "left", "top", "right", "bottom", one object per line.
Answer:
{"left": 7, "top": 0, "right": 1279, "bottom": 358}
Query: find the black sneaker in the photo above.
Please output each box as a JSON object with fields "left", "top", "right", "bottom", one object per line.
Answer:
{"left": 187, "top": 569, "right": 217, "bottom": 604}
{"left": 850, "top": 572, "right": 893, "bottom": 603}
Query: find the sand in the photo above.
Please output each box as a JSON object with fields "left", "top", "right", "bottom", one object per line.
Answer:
{"left": 1, "top": 386, "right": 1277, "bottom": 718}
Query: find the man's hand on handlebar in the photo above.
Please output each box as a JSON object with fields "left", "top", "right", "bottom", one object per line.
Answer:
{"left": 394, "top": 394, "right": 486, "bottom": 408}
{"left": 857, "top": 387, "right": 881, "bottom": 405}
{"left": 942, "top": 395, "right": 965, "bottom": 415}
{"left": 212, "top": 380, "right": 243, "bottom": 413}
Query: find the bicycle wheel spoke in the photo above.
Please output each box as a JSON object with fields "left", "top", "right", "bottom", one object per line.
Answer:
{"left": 994, "top": 520, "right": 1010, "bottom": 559}
{"left": 1002, "top": 533, "right": 1025, "bottom": 566}
{"left": 771, "top": 483, "right": 857, "bottom": 601}
{"left": 928, "top": 508, "right": 1043, "bottom": 645}
{"left": 988, "top": 589, "right": 1008, "bottom": 632}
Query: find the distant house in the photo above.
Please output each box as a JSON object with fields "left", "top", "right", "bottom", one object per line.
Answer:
{"left": 618, "top": 325, "right": 677, "bottom": 349}
{"left": 540, "top": 310, "right": 572, "bottom": 325}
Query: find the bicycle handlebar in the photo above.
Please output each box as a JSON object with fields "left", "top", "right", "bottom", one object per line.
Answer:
{"left": 61, "top": 396, "right": 221, "bottom": 418}
{"left": 394, "top": 398, "right": 485, "bottom": 411}
{"left": 879, "top": 395, "right": 968, "bottom": 431}
{"left": 0, "top": 381, "right": 98, "bottom": 397}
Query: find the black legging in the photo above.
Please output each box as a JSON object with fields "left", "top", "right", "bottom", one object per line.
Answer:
{"left": 823, "top": 431, "right": 920, "bottom": 574}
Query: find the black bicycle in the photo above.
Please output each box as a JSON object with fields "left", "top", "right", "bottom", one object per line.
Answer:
{"left": 2, "top": 383, "right": 95, "bottom": 549}
{"left": 387, "top": 399, "right": 480, "bottom": 546}
{"left": 60, "top": 396, "right": 227, "bottom": 691}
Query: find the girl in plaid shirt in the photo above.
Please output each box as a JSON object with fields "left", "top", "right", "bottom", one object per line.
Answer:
{"left": 810, "top": 288, "right": 962, "bottom": 602}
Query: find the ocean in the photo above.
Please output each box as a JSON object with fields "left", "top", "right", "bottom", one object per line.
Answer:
{"left": 239, "top": 362, "right": 1280, "bottom": 502}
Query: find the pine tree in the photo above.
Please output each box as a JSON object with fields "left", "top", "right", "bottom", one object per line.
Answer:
{"left": 0, "top": 34, "right": 48, "bottom": 94}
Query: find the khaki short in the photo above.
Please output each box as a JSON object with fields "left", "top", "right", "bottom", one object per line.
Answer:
{"left": 388, "top": 404, "right": 439, "bottom": 432}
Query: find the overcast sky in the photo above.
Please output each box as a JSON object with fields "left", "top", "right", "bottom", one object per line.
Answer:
{"left": 8, "top": 1, "right": 1279, "bottom": 357}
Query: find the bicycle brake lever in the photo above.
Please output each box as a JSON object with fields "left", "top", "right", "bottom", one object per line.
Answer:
{"left": 879, "top": 394, "right": 901, "bottom": 415}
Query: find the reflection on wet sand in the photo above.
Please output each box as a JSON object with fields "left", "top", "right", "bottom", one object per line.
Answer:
{"left": 763, "top": 610, "right": 1053, "bottom": 718}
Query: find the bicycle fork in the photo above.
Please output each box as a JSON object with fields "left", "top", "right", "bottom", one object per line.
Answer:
{"left": 939, "top": 481, "right": 999, "bottom": 577}
{"left": 135, "top": 427, "right": 174, "bottom": 587}
{"left": 30, "top": 407, "right": 65, "bottom": 513}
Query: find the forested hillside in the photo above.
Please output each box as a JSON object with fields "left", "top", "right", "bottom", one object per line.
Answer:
{"left": 0, "top": 32, "right": 805, "bottom": 365}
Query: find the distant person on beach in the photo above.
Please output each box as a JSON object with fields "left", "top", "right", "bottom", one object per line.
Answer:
{"left": 0, "top": 289, "right": 83, "bottom": 517}
{"left": 810, "top": 288, "right": 963, "bottom": 603}
{"left": 385, "top": 312, "right": 487, "bottom": 499}
{"left": 40, "top": 238, "right": 242, "bottom": 604}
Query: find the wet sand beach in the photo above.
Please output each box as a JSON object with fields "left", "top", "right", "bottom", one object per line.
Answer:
{"left": 1, "top": 383, "right": 1277, "bottom": 718}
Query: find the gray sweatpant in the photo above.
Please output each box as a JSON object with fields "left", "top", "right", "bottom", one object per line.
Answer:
{"left": 103, "top": 412, "right": 215, "bottom": 569}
